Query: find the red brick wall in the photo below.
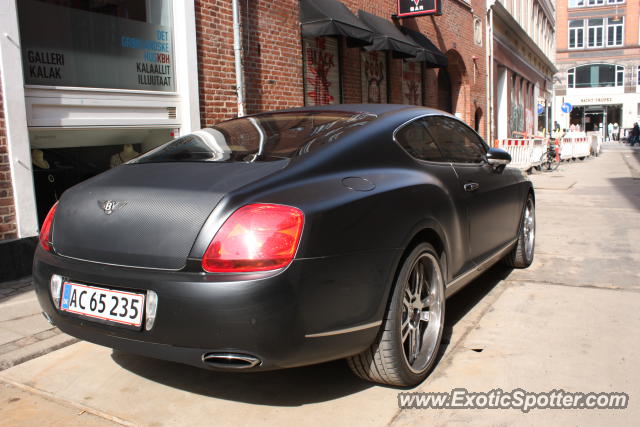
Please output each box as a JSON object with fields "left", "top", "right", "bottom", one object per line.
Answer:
{"left": 194, "top": 0, "right": 487, "bottom": 138}
{"left": 0, "top": 73, "right": 18, "bottom": 240}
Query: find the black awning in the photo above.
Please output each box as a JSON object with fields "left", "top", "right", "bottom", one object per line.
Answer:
{"left": 357, "top": 10, "right": 422, "bottom": 59}
{"left": 299, "top": 0, "right": 374, "bottom": 47}
{"left": 401, "top": 27, "right": 448, "bottom": 68}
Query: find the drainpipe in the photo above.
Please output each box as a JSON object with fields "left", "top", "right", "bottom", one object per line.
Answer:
{"left": 232, "top": 0, "right": 246, "bottom": 117}
{"left": 486, "top": 1, "right": 495, "bottom": 145}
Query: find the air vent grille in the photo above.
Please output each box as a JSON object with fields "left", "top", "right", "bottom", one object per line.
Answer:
{"left": 167, "top": 107, "right": 177, "bottom": 119}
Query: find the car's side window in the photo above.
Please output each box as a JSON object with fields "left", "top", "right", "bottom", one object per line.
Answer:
{"left": 425, "top": 116, "right": 487, "bottom": 164}
{"left": 394, "top": 119, "right": 444, "bottom": 162}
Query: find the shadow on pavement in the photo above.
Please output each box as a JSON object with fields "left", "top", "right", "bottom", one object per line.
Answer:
{"left": 111, "top": 264, "right": 513, "bottom": 406}
{"left": 609, "top": 147, "right": 640, "bottom": 211}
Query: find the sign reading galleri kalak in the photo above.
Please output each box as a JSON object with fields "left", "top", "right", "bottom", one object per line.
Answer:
{"left": 397, "top": 0, "right": 442, "bottom": 18}
{"left": 303, "top": 37, "right": 340, "bottom": 105}
{"left": 18, "top": 0, "right": 174, "bottom": 91}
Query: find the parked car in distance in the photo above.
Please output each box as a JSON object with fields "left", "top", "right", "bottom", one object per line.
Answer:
{"left": 34, "top": 104, "right": 535, "bottom": 387}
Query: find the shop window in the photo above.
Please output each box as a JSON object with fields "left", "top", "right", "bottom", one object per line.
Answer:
{"left": 402, "top": 62, "right": 423, "bottom": 105}
{"left": 18, "top": 0, "right": 174, "bottom": 91}
{"left": 361, "top": 51, "right": 388, "bottom": 104}
{"left": 606, "top": 17, "right": 624, "bottom": 47}
{"left": 637, "top": 66, "right": 640, "bottom": 86}
{"left": 569, "top": 20, "right": 584, "bottom": 49}
{"left": 567, "top": 64, "right": 624, "bottom": 88}
{"left": 29, "top": 128, "right": 174, "bottom": 224}
{"left": 587, "top": 19, "right": 604, "bottom": 48}
{"left": 302, "top": 37, "right": 341, "bottom": 106}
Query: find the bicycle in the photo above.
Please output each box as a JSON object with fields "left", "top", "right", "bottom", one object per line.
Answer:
{"left": 540, "top": 139, "right": 560, "bottom": 171}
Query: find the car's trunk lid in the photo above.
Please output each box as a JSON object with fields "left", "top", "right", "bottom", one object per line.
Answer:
{"left": 52, "top": 161, "right": 286, "bottom": 270}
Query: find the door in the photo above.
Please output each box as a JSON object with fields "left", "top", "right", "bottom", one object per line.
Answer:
{"left": 394, "top": 117, "right": 471, "bottom": 279}
{"left": 425, "top": 116, "right": 520, "bottom": 263}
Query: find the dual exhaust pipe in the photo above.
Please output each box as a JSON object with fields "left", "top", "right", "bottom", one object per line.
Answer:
{"left": 202, "top": 352, "right": 261, "bottom": 369}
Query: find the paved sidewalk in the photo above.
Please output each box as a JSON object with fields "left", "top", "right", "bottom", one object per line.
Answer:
{"left": 0, "top": 279, "right": 77, "bottom": 371}
{"left": 1, "top": 144, "right": 638, "bottom": 426}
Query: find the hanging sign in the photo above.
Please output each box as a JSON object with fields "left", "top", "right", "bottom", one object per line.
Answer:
{"left": 397, "top": 0, "right": 442, "bottom": 18}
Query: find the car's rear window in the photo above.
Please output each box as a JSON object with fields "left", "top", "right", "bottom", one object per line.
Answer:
{"left": 131, "top": 111, "right": 377, "bottom": 164}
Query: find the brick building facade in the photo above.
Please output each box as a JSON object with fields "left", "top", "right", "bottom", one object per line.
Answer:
{"left": 554, "top": 0, "right": 640, "bottom": 135}
{"left": 195, "top": 0, "right": 487, "bottom": 135}
{"left": 0, "top": 73, "right": 18, "bottom": 241}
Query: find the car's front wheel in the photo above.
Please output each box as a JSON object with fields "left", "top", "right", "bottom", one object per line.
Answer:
{"left": 347, "top": 243, "right": 445, "bottom": 386}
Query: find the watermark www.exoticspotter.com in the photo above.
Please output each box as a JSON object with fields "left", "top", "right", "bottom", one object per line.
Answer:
{"left": 398, "top": 388, "right": 629, "bottom": 413}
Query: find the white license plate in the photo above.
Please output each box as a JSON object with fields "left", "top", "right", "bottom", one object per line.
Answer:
{"left": 60, "top": 281, "right": 145, "bottom": 327}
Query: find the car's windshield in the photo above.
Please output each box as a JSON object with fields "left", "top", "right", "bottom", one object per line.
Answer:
{"left": 131, "top": 111, "right": 377, "bottom": 164}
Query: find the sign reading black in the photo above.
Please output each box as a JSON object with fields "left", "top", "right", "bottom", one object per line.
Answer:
{"left": 397, "top": 0, "right": 442, "bottom": 18}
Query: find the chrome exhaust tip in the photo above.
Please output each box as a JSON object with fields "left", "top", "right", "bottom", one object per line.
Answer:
{"left": 202, "top": 352, "right": 261, "bottom": 369}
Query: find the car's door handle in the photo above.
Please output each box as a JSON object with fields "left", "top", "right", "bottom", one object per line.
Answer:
{"left": 464, "top": 182, "right": 480, "bottom": 192}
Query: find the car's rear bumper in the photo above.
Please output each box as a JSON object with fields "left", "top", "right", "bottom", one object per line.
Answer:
{"left": 33, "top": 246, "right": 400, "bottom": 371}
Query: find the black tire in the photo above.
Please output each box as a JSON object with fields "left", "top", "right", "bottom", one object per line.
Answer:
{"left": 504, "top": 195, "right": 535, "bottom": 268}
{"left": 347, "top": 243, "right": 445, "bottom": 387}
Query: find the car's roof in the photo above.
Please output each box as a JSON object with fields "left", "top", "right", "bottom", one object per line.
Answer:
{"left": 273, "top": 103, "right": 445, "bottom": 117}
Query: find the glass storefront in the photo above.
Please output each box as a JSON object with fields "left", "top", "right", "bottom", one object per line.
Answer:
{"left": 17, "top": 1, "right": 178, "bottom": 225}
{"left": 29, "top": 128, "right": 174, "bottom": 224}
{"left": 18, "top": 0, "right": 175, "bottom": 91}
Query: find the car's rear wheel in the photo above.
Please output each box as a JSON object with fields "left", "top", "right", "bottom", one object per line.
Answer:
{"left": 504, "top": 195, "right": 535, "bottom": 268}
{"left": 347, "top": 243, "right": 445, "bottom": 386}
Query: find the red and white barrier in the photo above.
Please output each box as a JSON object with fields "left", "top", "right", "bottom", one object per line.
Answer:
{"left": 495, "top": 138, "right": 546, "bottom": 170}
{"left": 495, "top": 136, "right": 592, "bottom": 171}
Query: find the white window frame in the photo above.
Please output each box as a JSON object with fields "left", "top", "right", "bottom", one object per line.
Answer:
{"left": 606, "top": 17, "right": 624, "bottom": 47}
{"left": 567, "top": 64, "right": 624, "bottom": 89}
{"left": 570, "top": 0, "right": 624, "bottom": 7}
{"left": 569, "top": 20, "right": 585, "bottom": 49}
{"left": 587, "top": 18, "right": 605, "bottom": 48}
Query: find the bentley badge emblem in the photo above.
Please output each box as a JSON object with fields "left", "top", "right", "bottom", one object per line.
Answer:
{"left": 98, "top": 200, "right": 127, "bottom": 215}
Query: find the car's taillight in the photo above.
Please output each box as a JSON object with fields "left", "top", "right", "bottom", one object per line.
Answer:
{"left": 202, "top": 204, "right": 304, "bottom": 273}
{"left": 39, "top": 202, "right": 58, "bottom": 252}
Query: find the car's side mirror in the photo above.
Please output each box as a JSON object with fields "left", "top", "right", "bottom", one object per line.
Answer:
{"left": 486, "top": 147, "right": 511, "bottom": 172}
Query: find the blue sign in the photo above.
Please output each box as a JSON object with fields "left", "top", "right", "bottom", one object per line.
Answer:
{"left": 537, "top": 104, "right": 545, "bottom": 115}
{"left": 561, "top": 102, "right": 573, "bottom": 114}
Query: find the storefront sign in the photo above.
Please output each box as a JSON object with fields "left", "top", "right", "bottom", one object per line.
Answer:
{"left": 18, "top": 0, "right": 175, "bottom": 91}
{"left": 303, "top": 37, "right": 340, "bottom": 106}
{"left": 402, "top": 62, "right": 422, "bottom": 105}
{"left": 579, "top": 98, "right": 613, "bottom": 104}
{"left": 362, "top": 52, "right": 388, "bottom": 104}
{"left": 397, "top": 0, "right": 442, "bottom": 18}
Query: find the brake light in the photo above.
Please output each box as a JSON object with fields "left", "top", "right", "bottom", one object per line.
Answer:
{"left": 202, "top": 204, "right": 304, "bottom": 273}
{"left": 39, "top": 202, "right": 58, "bottom": 252}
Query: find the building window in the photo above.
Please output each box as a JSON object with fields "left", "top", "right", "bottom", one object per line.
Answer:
{"left": 302, "top": 37, "right": 341, "bottom": 106}
{"left": 607, "top": 0, "right": 624, "bottom": 4}
{"left": 637, "top": 66, "right": 640, "bottom": 86}
{"left": 587, "top": 19, "right": 604, "bottom": 48}
{"left": 402, "top": 62, "right": 423, "bottom": 105}
{"left": 569, "top": 0, "right": 585, "bottom": 7}
{"left": 587, "top": 0, "right": 604, "bottom": 5}
{"left": 567, "top": 64, "right": 624, "bottom": 88}
{"left": 569, "top": 20, "right": 584, "bottom": 49}
{"left": 606, "top": 17, "right": 624, "bottom": 47}
{"left": 569, "top": 21, "right": 583, "bottom": 48}
{"left": 18, "top": 0, "right": 175, "bottom": 91}
{"left": 361, "top": 51, "right": 388, "bottom": 104}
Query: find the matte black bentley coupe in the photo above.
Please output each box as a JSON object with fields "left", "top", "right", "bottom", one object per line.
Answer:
{"left": 34, "top": 104, "right": 535, "bottom": 387}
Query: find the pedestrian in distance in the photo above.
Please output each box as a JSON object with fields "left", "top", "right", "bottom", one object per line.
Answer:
{"left": 607, "top": 122, "right": 613, "bottom": 141}
{"left": 630, "top": 123, "right": 640, "bottom": 147}
{"left": 613, "top": 122, "right": 619, "bottom": 142}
